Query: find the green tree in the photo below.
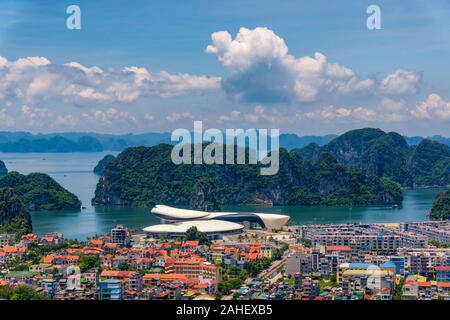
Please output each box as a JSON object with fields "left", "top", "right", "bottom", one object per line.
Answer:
{"left": 430, "top": 240, "right": 450, "bottom": 248}
{"left": 430, "top": 190, "right": 450, "bottom": 220}
{"left": 78, "top": 255, "right": 101, "bottom": 272}
{"left": 393, "top": 279, "right": 405, "bottom": 300}
{"left": 118, "top": 262, "right": 130, "bottom": 271}
{"left": 185, "top": 226, "right": 210, "bottom": 245}
{"left": 218, "top": 278, "right": 244, "bottom": 295}
{"left": 244, "top": 257, "right": 273, "bottom": 277}
{"left": 3, "top": 285, "right": 48, "bottom": 300}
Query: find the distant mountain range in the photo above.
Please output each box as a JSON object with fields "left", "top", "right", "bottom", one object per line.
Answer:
{"left": 0, "top": 130, "right": 449, "bottom": 152}
{"left": 0, "top": 131, "right": 170, "bottom": 152}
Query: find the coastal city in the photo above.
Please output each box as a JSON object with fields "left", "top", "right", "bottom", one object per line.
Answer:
{"left": 1, "top": 2, "right": 450, "bottom": 314}
{"left": 1, "top": 216, "right": 450, "bottom": 300}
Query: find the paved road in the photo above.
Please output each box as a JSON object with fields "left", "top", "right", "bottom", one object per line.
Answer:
{"left": 259, "top": 250, "right": 290, "bottom": 280}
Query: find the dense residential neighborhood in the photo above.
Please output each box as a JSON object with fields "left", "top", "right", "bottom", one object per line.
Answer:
{"left": 1, "top": 221, "right": 450, "bottom": 300}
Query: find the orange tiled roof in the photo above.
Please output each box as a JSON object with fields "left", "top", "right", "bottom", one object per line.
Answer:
{"left": 418, "top": 282, "right": 432, "bottom": 287}
{"left": 183, "top": 241, "right": 199, "bottom": 247}
{"left": 437, "top": 282, "right": 450, "bottom": 288}
{"left": 21, "top": 233, "right": 38, "bottom": 240}
{"left": 42, "top": 255, "right": 79, "bottom": 264}
{"left": 165, "top": 257, "right": 176, "bottom": 263}
{"left": 90, "top": 239, "right": 104, "bottom": 246}
{"left": 3, "top": 246, "right": 17, "bottom": 253}
{"left": 404, "top": 279, "right": 415, "bottom": 286}
{"left": 83, "top": 249, "right": 104, "bottom": 255}
{"left": 154, "top": 291, "right": 169, "bottom": 298}
{"left": 100, "top": 270, "right": 135, "bottom": 278}
{"left": 182, "top": 278, "right": 200, "bottom": 286}
{"left": 247, "top": 253, "right": 259, "bottom": 260}
{"left": 249, "top": 247, "right": 260, "bottom": 253}
{"left": 43, "top": 256, "right": 53, "bottom": 264}
{"left": 143, "top": 273, "right": 188, "bottom": 280}
{"left": 326, "top": 245, "right": 352, "bottom": 252}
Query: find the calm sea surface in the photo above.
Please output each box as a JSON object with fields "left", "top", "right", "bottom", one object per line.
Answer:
{"left": 0, "top": 152, "right": 446, "bottom": 240}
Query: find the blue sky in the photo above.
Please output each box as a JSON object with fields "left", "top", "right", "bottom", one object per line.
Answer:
{"left": 0, "top": 0, "right": 450, "bottom": 135}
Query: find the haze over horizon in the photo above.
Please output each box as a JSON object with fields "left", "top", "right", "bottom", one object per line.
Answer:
{"left": 1, "top": 0, "right": 450, "bottom": 136}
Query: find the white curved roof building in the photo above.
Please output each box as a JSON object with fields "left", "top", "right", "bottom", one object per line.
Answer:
{"left": 143, "top": 205, "right": 290, "bottom": 238}
{"left": 143, "top": 220, "right": 244, "bottom": 237}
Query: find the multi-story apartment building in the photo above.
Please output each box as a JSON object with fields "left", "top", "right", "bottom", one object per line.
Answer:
{"left": 111, "top": 225, "right": 130, "bottom": 247}
{"left": 404, "top": 251, "right": 449, "bottom": 277}
{"left": 98, "top": 279, "right": 123, "bottom": 300}
{"left": 405, "top": 222, "right": 450, "bottom": 244}
{"left": 165, "top": 258, "right": 220, "bottom": 289}
{"left": 100, "top": 270, "right": 143, "bottom": 292}
{"left": 340, "top": 266, "right": 394, "bottom": 298}
{"left": 300, "top": 223, "right": 430, "bottom": 254}
{"left": 285, "top": 253, "right": 312, "bottom": 277}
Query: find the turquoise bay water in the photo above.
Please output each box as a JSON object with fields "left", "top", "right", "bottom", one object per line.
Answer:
{"left": 0, "top": 152, "right": 446, "bottom": 240}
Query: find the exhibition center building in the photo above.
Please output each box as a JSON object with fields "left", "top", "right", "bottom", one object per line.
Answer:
{"left": 142, "top": 205, "right": 290, "bottom": 239}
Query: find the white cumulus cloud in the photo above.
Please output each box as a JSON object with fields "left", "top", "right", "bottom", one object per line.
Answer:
{"left": 0, "top": 56, "right": 221, "bottom": 106}
{"left": 411, "top": 93, "right": 450, "bottom": 119}
{"left": 380, "top": 69, "right": 421, "bottom": 95}
{"left": 207, "top": 27, "right": 376, "bottom": 103}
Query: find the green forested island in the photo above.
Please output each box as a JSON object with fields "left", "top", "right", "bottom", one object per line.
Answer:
{"left": 0, "top": 160, "right": 8, "bottom": 176}
{"left": 93, "top": 155, "right": 116, "bottom": 175}
{"left": 92, "top": 128, "right": 450, "bottom": 211}
{"left": 0, "top": 172, "right": 81, "bottom": 211}
{"left": 0, "top": 188, "right": 32, "bottom": 235}
{"left": 293, "top": 128, "right": 450, "bottom": 188}
{"left": 92, "top": 142, "right": 403, "bottom": 209}
{"left": 430, "top": 190, "right": 450, "bottom": 220}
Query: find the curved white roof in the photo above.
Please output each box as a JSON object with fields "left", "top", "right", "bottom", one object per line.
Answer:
{"left": 143, "top": 220, "right": 244, "bottom": 234}
{"left": 151, "top": 204, "right": 290, "bottom": 230}
{"left": 151, "top": 205, "right": 210, "bottom": 219}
